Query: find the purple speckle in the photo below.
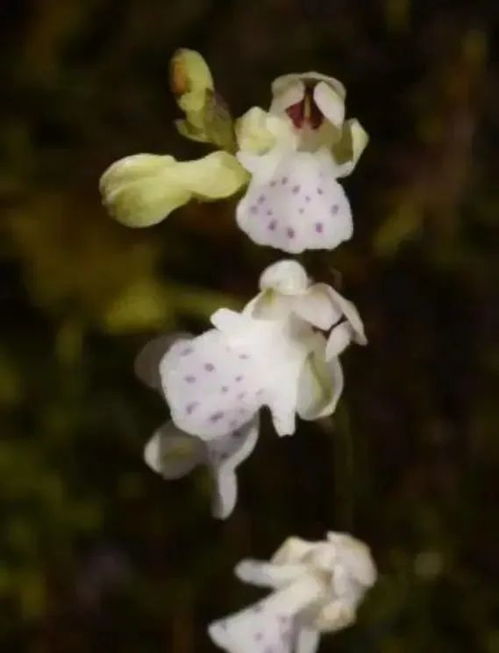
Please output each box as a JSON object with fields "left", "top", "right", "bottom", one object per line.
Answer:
{"left": 239, "top": 353, "right": 249, "bottom": 360}
{"left": 232, "top": 429, "right": 243, "bottom": 438}
{"left": 237, "top": 392, "right": 246, "bottom": 400}
{"left": 268, "top": 220, "right": 277, "bottom": 231}
{"left": 270, "top": 180, "right": 277, "bottom": 187}
{"left": 286, "top": 227, "right": 295, "bottom": 239}
{"left": 315, "top": 222, "right": 323, "bottom": 233}
{"left": 331, "top": 204, "right": 339, "bottom": 215}
{"left": 256, "top": 389, "right": 264, "bottom": 396}
{"left": 299, "top": 207, "right": 305, "bottom": 214}
{"left": 250, "top": 205, "right": 258, "bottom": 215}
{"left": 186, "top": 402, "right": 198, "bottom": 415}
{"left": 317, "top": 187, "right": 324, "bottom": 195}
{"left": 281, "top": 176, "right": 288, "bottom": 185}
{"left": 305, "top": 195, "right": 311, "bottom": 202}
{"left": 235, "top": 375, "right": 243, "bottom": 382}
{"left": 266, "top": 209, "right": 273, "bottom": 216}
{"left": 204, "top": 363, "right": 215, "bottom": 372}
{"left": 210, "top": 411, "right": 224, "bottom": 423}
{"left": 180, "top": 347, "right": 193, "bottom": 357}
{"left": 184, "top": 375, "right": 196, "bottom": 383}
{"left": 254, "top": 633, "right": 263, "bottom": 642}
{"left": 221, "top": 386, "right": 228, "bottom": 393}
{"left": 258, "top": 194, "right": 266, "bottom": 204}
{"left": 292, "top": 184, "right": 300, "bottom": 194}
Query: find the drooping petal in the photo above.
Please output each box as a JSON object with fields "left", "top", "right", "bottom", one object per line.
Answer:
{"left": 296, "top": 336, "right": 344, "bottom": 421}
{"left": 236, "top": 148, "right": 352, "bottom": 254}
{"left": 144, "top": 422, "right": 203, "bottom": 479}
{"left": 100, "top": 151, "right": 247, "bottom": 228}
{"left": 207, "top": 414, "right": 260, "bottom": 519}
{"left": 209, "top": 576, "right": 323, "bottom": 653}
{"left": 135, "top": 333, "right": 192, "bottom": 391}
{"left": 292, "top": 285, "right": 342, "bottom": 330}
{"left": 161, "top": 330, "right": 265, "bottom": 440}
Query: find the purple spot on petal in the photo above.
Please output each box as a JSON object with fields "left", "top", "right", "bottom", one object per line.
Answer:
{"left": 180, "top": 347, "right": 193, "bottom": 357}
{"left": 258, "top": 194, "right": 266, "bottom": 204}
{"left": 315, "top": 222, "right": 324, "bottom": 233}
{"left": 270, "top": 180, "right": 277, "bottom": 187}
{"left": 256, "top": 389, "right": 264, "bottom": 396}
{"left": 254, "top": 633, "right": 263, "bottom": 642}
{"left": 305, "top": 195, "right": 311, "bottom": 202}
{"left": 232, "top": 429, "right": 243, "bottom": 438}
{"left": 184, "top": 375, "right": 196, "bottom": 383}
{"left": 204, "top": 363, "right": 215, "bottom": 372}
{"left": 281, "top": 176, "right": 288, "bottom": 185}
{"left": 250, "top": 205, "right": 258, "bottom": 215}
{"left": 210, "top": 411, "right": 224, "bottom": 423}
{"left": 239, "top": 353, "right": 249, "bottom": 360}
{"left": 237, "top": 392, "right": 246, "bottom": 400}
{"left": 331, "top": 204, "right": 339, "bottom": 215}
{"left": 317, "top": 187, "right": 324, "bottom": 195}
{"left": 299, "top": 207, "right": 305, "bottom": 214}
{"left": 221, "top": 386, "right": 228, "bottom": 393}
{"left": 235, "top": 375, "right": 243, "bottom": 382}
{"left": 266, "top": 209, "right": 273, "bottom": 216}
{"left": 268, "top": 220, "right": 277, "bottom": 231}
{"left": 292, "top": 184, "right": 300, "bottom": 194}
{"left": 186, "top": 402, "right": 198, "bottom": 415}
{"left": 286, "top": 227, "right": 295, "bottom": 239}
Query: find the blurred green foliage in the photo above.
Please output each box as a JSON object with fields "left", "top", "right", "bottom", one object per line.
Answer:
{"left": 1, "top": 0, "right": 498, "bottom": 651}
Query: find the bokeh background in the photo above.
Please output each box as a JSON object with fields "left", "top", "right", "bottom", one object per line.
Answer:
{"left": 1, "top": 0, "right": 498, "bottom": 651}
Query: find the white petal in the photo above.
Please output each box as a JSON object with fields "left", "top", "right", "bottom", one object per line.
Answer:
{"left": 313, "top": 81, "right": 345, "bottom": 128}
{"left": 295, "top": 628, "right": 320, "bottom": 653}
{"left": 134, "top": 333, "right": 191, "bottom": 391}
{"left": 207, "top": 414, "right": 260, "bottom": 519}
{"left": 259, "top": 260, "right": 309, "bottom": 295}
{"left": 292, "top": 285, "right": 342, "bottom": 330}
{"left": 235, "top": 559, "right": 308, "bottom": 589}
{"left": 269, "top": 77, "right": 306, "bottom": 116}
{"left": 322, "top": 285, "right": 367, "bottom": 346}
{"left": 144, "top": 422, "right": 203, "bottom": 479}
{"left": 209, "top": 576, "right": 322, "bottom": 653}
{"left": 297, "top": 336, "right": 344, "bottom": 420}
{"left": 325, "top": 322, "right": 354, "bottom": 359}
{"left": 271, "top": 537, "right": 318, "bottom": 565}
{"left": 161, "top": 330, "right": 264, "bottom": 440}
{"left": 236, "top": 149, "right": 352, "bottom": 254}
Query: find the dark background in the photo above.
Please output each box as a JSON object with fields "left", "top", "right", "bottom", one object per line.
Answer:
{"left": 1, "top": 0, "right": 498, "bottom": 651}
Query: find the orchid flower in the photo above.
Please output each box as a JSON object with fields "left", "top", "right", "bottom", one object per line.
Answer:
{"left": 209, "top": 531, "right": 377, "bottom": 653}
{"left": 100, "top": 50, "right": 367, "bottom": 253}
{"left": 138, "top": 260, "right": 365, "bottom": 518}
{"left": 161, "top": 260, "right": 366, "bottom": 440}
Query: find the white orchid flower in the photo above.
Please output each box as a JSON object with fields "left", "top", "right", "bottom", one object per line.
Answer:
{"left": 100, "top": 51, "right": 367, "bottom": 253}
{"left": 235, "top": 73, "right": 368, "bottom": 253}
{"left": 209, "top": 531, "right": 377, "bottom": 653}
{"left": 136, "top": 335, "right": 259, "bottom": 520}
{"left": 161, "top": 260, "right": 365, "bottom": 440}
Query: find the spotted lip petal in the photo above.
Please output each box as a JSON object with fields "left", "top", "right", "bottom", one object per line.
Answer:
{"left": 236, "top": 148, "right": 352, "bottom": 254}
{"left": 161, "top": 329, "right": 265, "bottom": 440}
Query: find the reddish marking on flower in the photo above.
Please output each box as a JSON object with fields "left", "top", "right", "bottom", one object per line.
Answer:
{"left": 331, "top": 204, "right": 339, "bottom": 215}
{"left": 315, "top": 222, "right": 323, "bottom": 233}
{"left": 281, "top": 176, "right": 288, "bottom": 185}
{"left": 180, "top": 347, "right": 193, "bottom": 356}
{"left": 317, "top": 187, "right": 324, "bottom": 195}
{"left": 235, "top": 375, "right": 243, "bottom": 382}
{"left": 268, "top": 220, "right": 277, "bottom": 230}
{"left": 287, "top": 227, "right": 295, "bottom": 239}
{"left": 186, "top": 402, "right": 198, "bottom": 415}
{"left": 292, "top": 185, "right": 300, "bottom": 194}
{"left": 258, "top": 194, "right": 266, "bottom": 204}
{"left": 204, "top": 363, "right": 215, "bottom": 372}
{"left": 221, "top": 386, "right": 228, "bottom": 393}
{"left": 285, "top": 85, "right": 323, "bottom": 129}
{"left": 210, "top": 411, "right": 224, "bottom": 422}
{"left": 184, "top": 375, "right": 196, "bottom": 383}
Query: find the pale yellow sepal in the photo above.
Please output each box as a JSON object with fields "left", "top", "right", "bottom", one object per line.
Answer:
{"left": 100, "top": 151, "right": 248, "bottom": 227}
{"left": 332, "top": 118, "right": 369, "bottom": 176}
